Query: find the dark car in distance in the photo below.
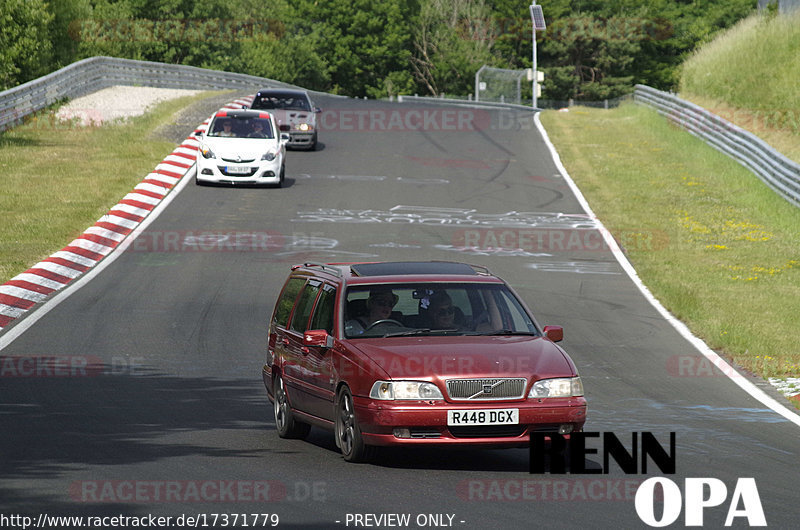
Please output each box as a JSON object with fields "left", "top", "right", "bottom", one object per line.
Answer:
{"left": 263, "top": 261, "right": 587, "bottom": 462}
{"left": 249, "top": 89, "right": 320, "bottom": 150}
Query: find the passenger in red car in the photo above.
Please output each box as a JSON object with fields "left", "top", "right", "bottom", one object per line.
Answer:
{"left": 428, "top": 291, "right": 458, "bottom": 329}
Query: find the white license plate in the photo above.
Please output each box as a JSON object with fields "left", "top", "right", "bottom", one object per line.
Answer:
{"left": 225, "top": 165, "right": 250, "bottom": 174}
{"left": 447, "top": 409, "right": 519, "bottom": 426}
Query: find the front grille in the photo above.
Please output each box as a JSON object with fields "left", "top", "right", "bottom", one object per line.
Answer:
{"left": 446, "top": 378, "right": 526, "bottom": 400}
{"left": 221, "top": 157, "right": 256, "bottom": 163}
{"left": 449, "top": 425, "right": 527, "bottom": 438}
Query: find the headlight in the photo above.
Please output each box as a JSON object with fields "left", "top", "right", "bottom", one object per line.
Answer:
{"left": 370, "top": 381, "right": 444, "bottom": 400}
{"left": 201, "top": 146, "right": 216, "bottom": 159}
{"left": 261, "top": 152, "right": 276, "bottom": 161}
{"left": 295, "top": 123, "right": 312, "bottom": 131}
{"left": 528, "top": 377, "right": 584, "bottom": 398}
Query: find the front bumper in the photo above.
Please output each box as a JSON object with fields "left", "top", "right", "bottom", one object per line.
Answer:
{"left": 353, "top": 395, "right": 587, "bottom": 447}
{"left": 196, "top": 157, "right": 282, "bottom": 185}
{"left": 287, "top": 131, "right": 315, "bottom": 149}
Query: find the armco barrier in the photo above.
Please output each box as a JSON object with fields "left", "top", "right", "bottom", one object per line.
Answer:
{"left": 0, "top": 56, "right": 301, "bottom": 132}
{"left": 398, "top": 94, "right": 537, "bottom": 112}
{"left": 634, "top": 84, "right": 800, "bottom": 208}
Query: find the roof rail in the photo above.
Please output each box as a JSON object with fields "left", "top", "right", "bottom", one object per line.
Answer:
{"left": 430, "top": 260, "right": 492, "bottom": 276}
{"left": 466, "top": 263, "right": 492, "bottom": 276}
{"left": 291, "top": 262, "right": 343, "bottom": 277}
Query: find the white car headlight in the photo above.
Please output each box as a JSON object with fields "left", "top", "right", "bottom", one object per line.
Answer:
{"left": 200, "top": 146, "right": 216, "bottom": 159}
{"left": 295, "top": 123, "right": 312, "bottom": 131}
{"left": 370, "top": 381, "right": 443, "bottom": 400}
{"left": 261, "top": 152, "right": 276, "bottom": 161}
{"left": 529, "top": 377, "right": 584, "bottom": 398}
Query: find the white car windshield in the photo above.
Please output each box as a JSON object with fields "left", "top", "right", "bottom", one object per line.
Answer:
{"left": 207, "top": 117, "right": 274, "bottom": 139}
{"left": 343, "top": 283, "right": 539, "bottom": 338}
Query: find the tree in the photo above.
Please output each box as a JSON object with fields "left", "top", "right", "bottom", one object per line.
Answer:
{"left": 48, "top": 0, "right": 92, "bottom": 69}
{"left": 0, "top": 0, "right": 54, "bottom": 90}
{"left": 528, "top": 0, "right": 756, "bottom": 101}
{"left": 539, "top": 12, "right": 640, "bottom": 100}
{"left": 1, "top": 0, "right": 759, "bottom": 100}
{"left": 412, "top": 0, "right": 498, "bottom": 96}
{"left": 290, "top": 0, "right": 418, "bottom": 98}
{"left": 232, "top": 34, "right": 330, "bottom": 89}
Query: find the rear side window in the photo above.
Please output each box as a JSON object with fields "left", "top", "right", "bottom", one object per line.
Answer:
{"left": 273, "top": 277, "right": 305, "bottom": 328}
{"left": 290, "top": 281, "right": 322, "bottom": 333}
{"left": 309, "top": 284, "right": 336, "bottom": 334}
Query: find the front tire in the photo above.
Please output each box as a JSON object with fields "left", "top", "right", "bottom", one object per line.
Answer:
{"left": 335, "top": 387, "right": 372, "bottom": 462}
{"left": 273, "top": 374, "right": 310, "bottom": 439}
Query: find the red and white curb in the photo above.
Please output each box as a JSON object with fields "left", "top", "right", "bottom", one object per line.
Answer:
{"left": 0, "top": 95, "right": 254, "bottom": 333}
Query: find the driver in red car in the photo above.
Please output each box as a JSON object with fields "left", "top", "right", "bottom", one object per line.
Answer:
{"left": 345, "top": 287, "right": 399, "bottom": 335}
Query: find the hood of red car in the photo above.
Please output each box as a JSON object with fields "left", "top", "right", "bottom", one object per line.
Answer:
{"left": 347, "top": 335, "right": 575, "bottom": 381}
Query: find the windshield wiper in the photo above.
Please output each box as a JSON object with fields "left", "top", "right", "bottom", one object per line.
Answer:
{"left": 383, "top": 328, "right": 461, "bottom": 337}
{"left": 480, "top": 329, "right": 539, "bottom": 336}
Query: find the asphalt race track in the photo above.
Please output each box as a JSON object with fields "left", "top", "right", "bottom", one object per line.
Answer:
{"left": 1, "top": 94, "right": 799, "bottom": 528}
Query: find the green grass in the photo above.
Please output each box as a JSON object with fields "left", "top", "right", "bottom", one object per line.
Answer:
{"left": 680, "top": 11, "right": 800, "bottom": 162}
{"left": 0, "top": 92, "right": 223, "bottom": 285}
{"left": 540, "top": 102, "right": 800, "bottom": 380}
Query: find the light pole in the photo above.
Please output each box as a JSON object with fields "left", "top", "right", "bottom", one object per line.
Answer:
{"left": 529, "top": 3, "right": 546, "bottom": 109}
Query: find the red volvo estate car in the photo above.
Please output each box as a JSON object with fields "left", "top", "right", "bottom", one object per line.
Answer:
{"left": 263, "top": 261, "right": 587, "bottom": 462}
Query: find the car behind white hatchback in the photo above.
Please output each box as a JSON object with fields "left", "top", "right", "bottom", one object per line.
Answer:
{"left": 195, "top": 109, "right": 289, "bottom": 187}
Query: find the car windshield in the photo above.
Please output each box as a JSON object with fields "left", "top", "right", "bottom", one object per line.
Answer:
{"left": 252, "top": 94, "right": 310, "bottom": 111}
{"left": 207, "top": 117, "right": 274, "bottom": 139}
{"left": 343, "top": 283, "right": 539, "bottom": 339}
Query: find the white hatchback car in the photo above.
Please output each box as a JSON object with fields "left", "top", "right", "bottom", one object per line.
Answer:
{"left": 195, "top": 109, "right": 289, "bottom": 187}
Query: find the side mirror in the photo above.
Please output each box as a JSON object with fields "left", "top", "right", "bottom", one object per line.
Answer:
{"left": 280, "top": 133, "right": 290, "bottom": 143}
{"left": 193, "top": 130, "right": 204, "bottom": 138}
{"left": 314, "top": 107, "right": 322, "bottom": 114}
{"left": 304, "top": 330, "right": 334, "bottom": 349}
{"left": 543, "top": 325, "right": 563, "bottom": 343}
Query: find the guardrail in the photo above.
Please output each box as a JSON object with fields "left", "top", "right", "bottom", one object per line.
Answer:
{"left": 0, "top": 56, "right": 302, "bottom": 133}
{"left": 398, "top": 94, "right": 627, "bottom": 111}
{"left": 634, "top": 84, "right": 800, "bottom": 208}
{"left": 398, "top": 94, "right": 537, "bottom": 112}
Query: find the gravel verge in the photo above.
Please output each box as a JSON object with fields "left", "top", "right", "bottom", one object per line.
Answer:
{"left": 53, "top": 85, "right": 254, "bottom": 143}
{"left": 55, "top": 85, "right": 205, "bottom": 126}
